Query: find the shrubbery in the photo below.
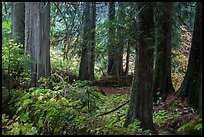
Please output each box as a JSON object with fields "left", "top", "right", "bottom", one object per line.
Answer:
{"left": 2, "top": 79, "right": 146, "bottom": 135}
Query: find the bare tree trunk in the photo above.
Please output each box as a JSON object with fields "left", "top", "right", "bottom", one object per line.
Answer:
{"left": 79, "top": 2, "right": 96, "bottom": 80}
{"left": 153, "top": 2, "right": 175, "bottom": 102}
{"left": 178, "top": 2, "right": 202, "bottom": 110}
{"left": 124, "top": 2, "right": 155, "bottom": 131}
{"left": 12, "top": 2, "right": 25, "bottom": 45}
{"left": 25, "top": 2, "right": 50, "bottom": 87}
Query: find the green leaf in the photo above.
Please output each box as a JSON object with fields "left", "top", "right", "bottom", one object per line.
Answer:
{"left": 20, "top": 112, "right": 29, "bottom": 122}
{"left": 16, "top": 107, "right": 23, "bottom": 113}
{"left": 23, "top": 99, "right": 33, "bottom": 108}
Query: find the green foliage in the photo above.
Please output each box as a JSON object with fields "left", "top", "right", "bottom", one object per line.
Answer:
{"left": 2, "top": 114, "right": 33, "bottom": 135}
{"left": 2, "top": 39, "right": 32, "bottom": 79}
{"left": 2, "top": 18, "right": 31, "bottom": 79}
{"left": 2, "top": 2, "right": 199, "bottom": 135}
{"left": 158, "top": 130, "right": 171, "bottom": 135}
{"left": 50, "top": 46, "right": 80, "bottom": 75}
{"left": 153, "top": 109, "right": 180, "bottom": 126}
{"left": 2, "top": 2, "right": 12, "bottom": 22}
{"left": 177, "top": 116, "right": 202, "bottom": 133}
{"left": 2, "top": 21, "right": 12, "bottom": 42}
{"left": 177, "top": 121, "right": 193, "bottom": 132}
{"left": 153, "top": 110, "right": 168, "bottom": 126}
{"left": 194, "top": 119, "right": 202, "bottom": 132}
{"left": 128, "top": 119, "right": 142, "bottom": 131}
{"left": 2, "top": 78, "right": 152, "bottom": 135}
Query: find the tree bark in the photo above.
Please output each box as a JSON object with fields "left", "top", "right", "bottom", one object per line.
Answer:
{"left": 117, "top": 2, "right": 124, "bottom": 76}
{"left": 198, "top": 72, "right": 202, "bottom": 115}
{"left": 79, "top": 2, "right": 96, "bottom": 80}
{"left": 90, "top": 2, "right": 96, "bottom": 80}
{"left": 124, "top": 41, "right": 130, "bottom": 76}
{"left": 178, "top": 2, "right": 202, "bottom": 110}
{"left": 12, "top": 2, "right": 25, "bottom": 45}
{"left": 25, "top": 2, "right": 50, "bottom": 87}
{"left": 107, "top": 2, "right": 115, "bottom": 76}
{"left": 153, "top": 2, "right": 175, "bottom": 102}
{"left": 108, "top": 2, "right": 124, "bottom": 77}
{"left": 124, "top": 2, "right": 155, "bottom": 131}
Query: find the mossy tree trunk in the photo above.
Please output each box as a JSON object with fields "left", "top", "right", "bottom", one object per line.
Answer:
{"left": 107, "top": 2, "right": 115, "bottom": 76}
{"left": 153, "top": 2, "right": 175, "bottom": 102}
{"left": 79, "top": 2, "right": 96, "bottom": 80}
{"left": 108, "top": 2, "right": 124, "bottom": 77}
{"left": 116, "top": 2, "right": 124, "bottom": 76}
{"left": 124, "top": 2, "right": 155, "bottom": 131}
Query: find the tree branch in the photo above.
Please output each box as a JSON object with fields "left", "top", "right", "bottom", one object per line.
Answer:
{"left": 96, "top": 100, "right": 129, "bottom": 117}
{"left": 53, "top": 2, "right": 69, "bottom": 38}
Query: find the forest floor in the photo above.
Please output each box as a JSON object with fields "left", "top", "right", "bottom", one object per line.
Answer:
{"left": 95, "top": 81, "right": 198, "bottom": 135}
{"left": 2, "top": 74, "right": 201, "bottom": 135}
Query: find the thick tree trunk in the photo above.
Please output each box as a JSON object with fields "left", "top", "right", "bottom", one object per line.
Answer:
{"left": 11, "top": 2, "right": 25, "bottom": 77}
{"left": 25, "top": 2, "right": 50, "bottom": 87}
{"left": 12, "top": 2, "right": 25, "bottom": 45}
{"left": 108, "top": 2, "right": 124, "bottom": 77}
{"left": 153, "top": 2, "right": 175, "bottom": 102}
{"left": 124, "top": 2, "right": 155, "bottom": 131}
{"left": 79, "top": 2, "right": 96, "bottom": 80}
{"left": 178, "top": 2, "right": 202, "bottom": 110}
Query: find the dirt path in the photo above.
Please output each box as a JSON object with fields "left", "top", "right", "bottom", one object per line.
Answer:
{"left": 99, "top": 86, "right": 130, "bottom": 95}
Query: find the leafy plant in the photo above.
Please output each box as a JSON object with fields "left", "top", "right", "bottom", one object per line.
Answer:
{"left": 177, "top": 121, "right": 193, "bottom": 132}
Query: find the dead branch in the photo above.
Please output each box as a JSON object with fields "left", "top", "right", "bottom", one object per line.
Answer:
{"left": 96, "top": 100, "right": 129, "bottom": 117}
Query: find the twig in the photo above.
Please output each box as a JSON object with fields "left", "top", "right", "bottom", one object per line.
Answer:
{"left": 96, "top": 100, "right": 129, "bottom": 117}
{"left": 52, "top": 73, "right": 67, "bottom": 97}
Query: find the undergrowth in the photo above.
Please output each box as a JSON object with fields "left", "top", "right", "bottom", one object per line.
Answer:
{"left": 2, "top": 78, "right": 202, "bottom": 135}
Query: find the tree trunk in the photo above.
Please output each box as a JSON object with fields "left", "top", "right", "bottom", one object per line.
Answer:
{"left": 124, "top": 2, "right": 155, "bottom": 131}
{"left": 178, "top": 2, "right": 202, "bottom": 110}
{"left": 117, "top": 2, "right": 124, "bottom": 76}
{"left": 12, "top": 2, "right": 25, "bottom": 45}
{"left": 124, "top": 41, "right": 130, "bottom": 76}
{"left": 198, "top": 72, "right": 202, "bottom": 115}
{"left": 153, "top": 2, "right": 175, "bottom": 102}
{"left": 11, "top": 2, "right": 25, "bottom": 77}
{"left": 108, "top": 2, "right": 124, "bottom": 77}
{"left": 107, "top": 2, "right": 115, "bottom": 76}
{"left": 79, "top": 2, "right": 96, "bottom": 80}
{"left": 25, "top": 2, "right": 50, "bottom": 87}
{"left": 90, "top": 2, "right": 96, "bottom": 80}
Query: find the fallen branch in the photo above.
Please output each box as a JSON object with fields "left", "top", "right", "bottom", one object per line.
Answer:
{"left": 96, "top": 100, "right": 129, "bottom": 117}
